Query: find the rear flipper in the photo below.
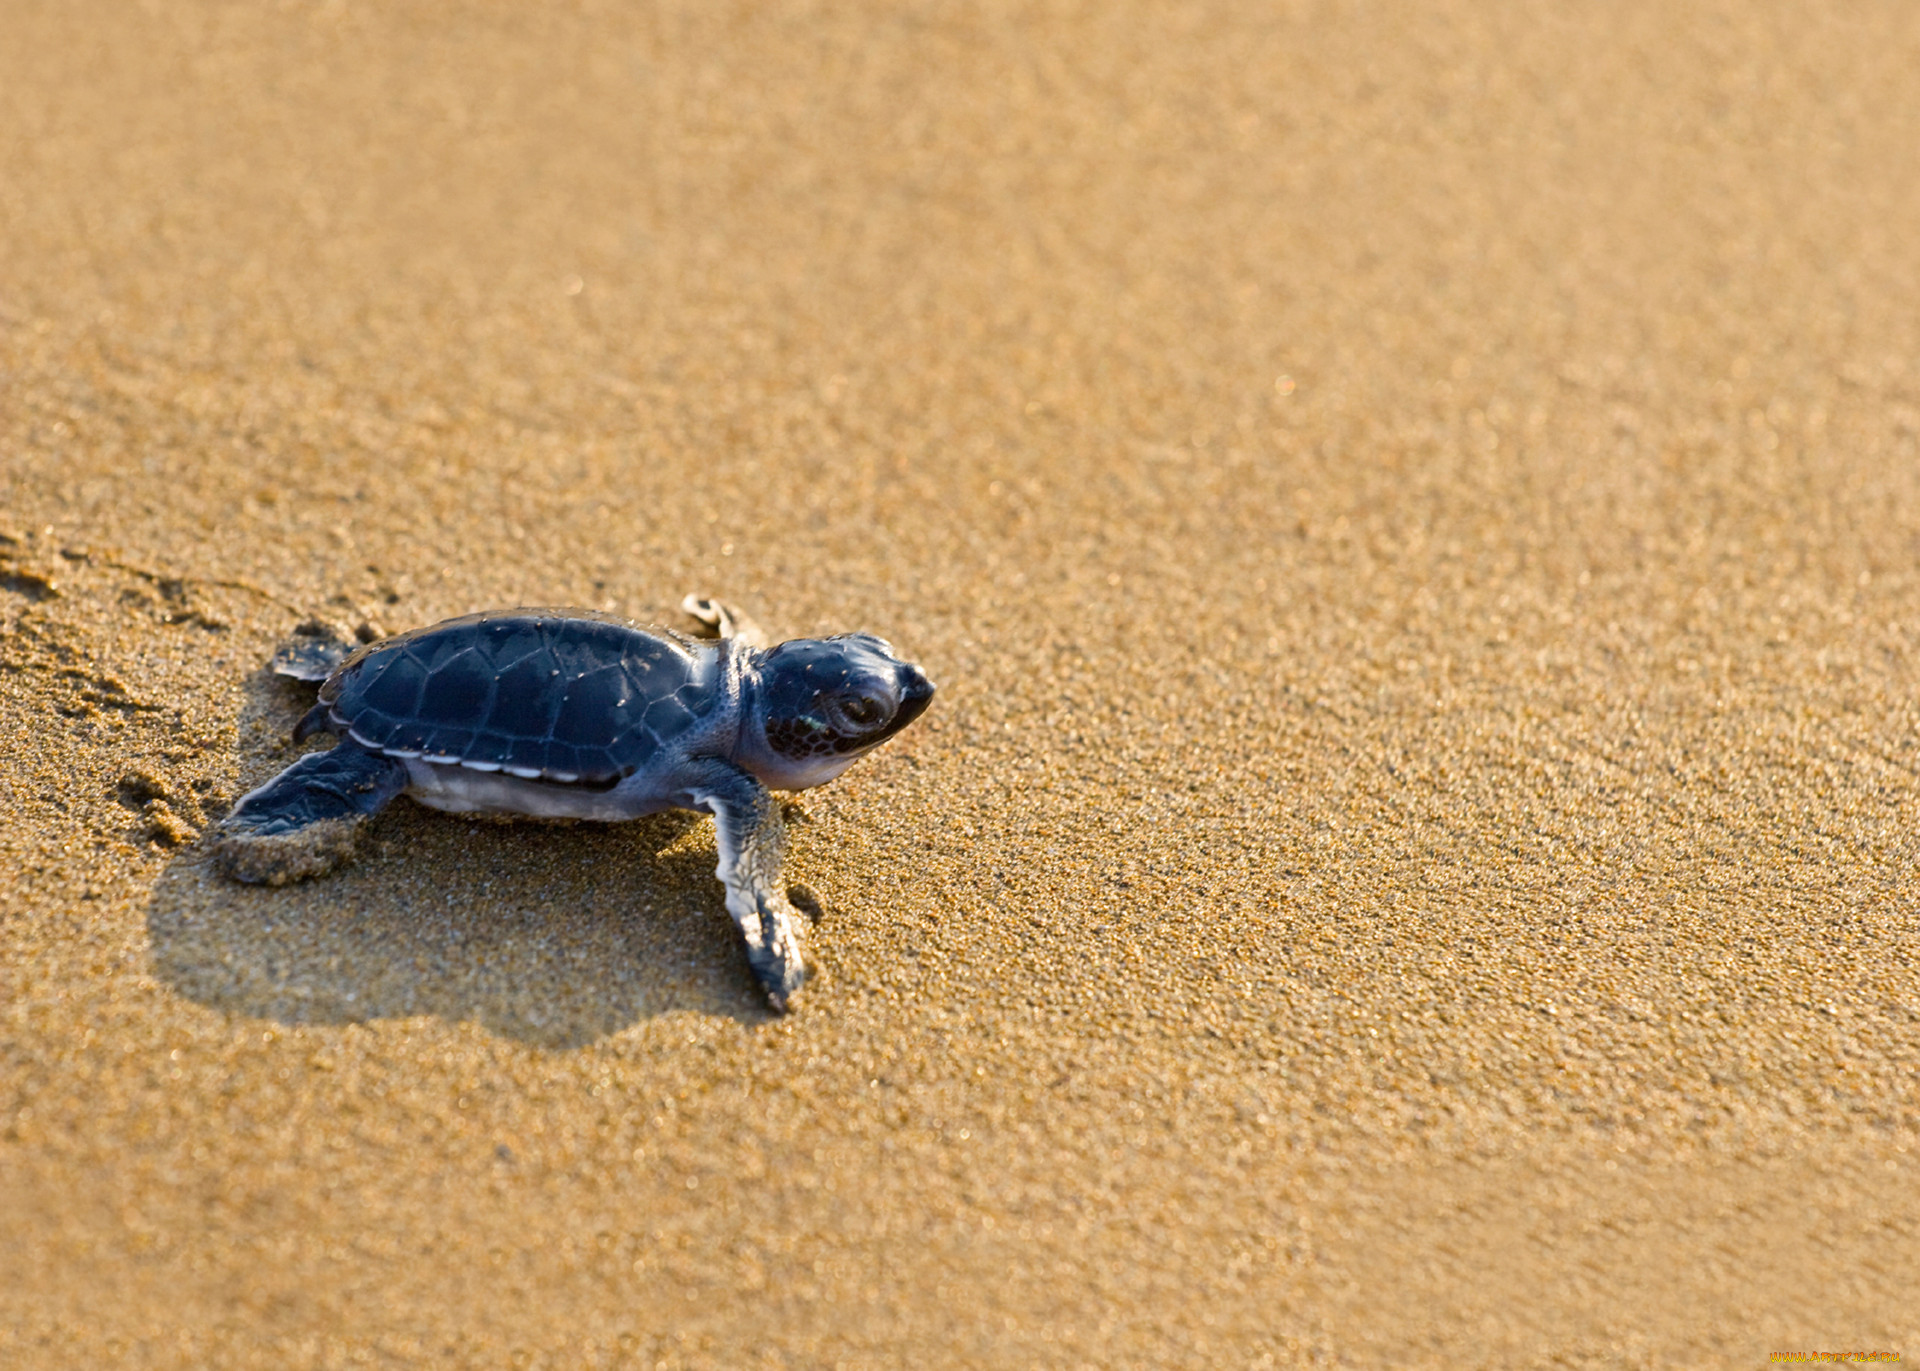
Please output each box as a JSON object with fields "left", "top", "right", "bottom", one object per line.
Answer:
{"left": 211, "top": 743, "right": 410, "bottom": 886}
{"left": 270, "top": 619, "right": 360, "bottom": 682}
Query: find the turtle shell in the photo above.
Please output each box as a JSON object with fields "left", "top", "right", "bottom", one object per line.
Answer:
{"left": 316, "top": 609, "right": 717, "bottom": 786}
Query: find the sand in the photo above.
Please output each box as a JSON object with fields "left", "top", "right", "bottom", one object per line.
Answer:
{"left": 3, "top": 1, "right": 1919, "bottom": 1365}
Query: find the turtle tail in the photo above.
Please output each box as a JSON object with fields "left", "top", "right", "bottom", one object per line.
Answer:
{"left": 292, "top": 701, "right": 334, "bottom": 744}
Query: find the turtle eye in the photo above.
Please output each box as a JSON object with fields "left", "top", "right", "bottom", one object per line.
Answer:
{"left": 840, "top": 695, "right": 884, "bottom": 727}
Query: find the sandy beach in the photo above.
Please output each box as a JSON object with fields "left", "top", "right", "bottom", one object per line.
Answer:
{"left": 4, "top": 1, "right": 1919, "bottom": 1364}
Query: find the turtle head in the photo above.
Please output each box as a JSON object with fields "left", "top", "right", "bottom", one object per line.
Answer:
{"left": 736, "top": 633, "right": 936, "bottom": 790}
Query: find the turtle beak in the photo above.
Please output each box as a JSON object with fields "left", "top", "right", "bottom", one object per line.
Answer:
{"left": 889, "top": 664, "right": 935, "bottom": 734}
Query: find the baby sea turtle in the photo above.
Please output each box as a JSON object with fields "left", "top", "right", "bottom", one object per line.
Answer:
{"left": 211, "top": 597, "right": 935, "bottom": 1010}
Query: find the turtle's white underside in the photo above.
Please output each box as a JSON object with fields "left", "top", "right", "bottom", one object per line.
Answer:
{"left": 399, "top": 757, "right": 678, "bottom": 821}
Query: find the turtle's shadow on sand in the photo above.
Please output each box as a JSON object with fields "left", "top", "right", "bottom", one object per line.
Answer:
{"left": 146, "top": 670, "right": 778, "bottom": 1048}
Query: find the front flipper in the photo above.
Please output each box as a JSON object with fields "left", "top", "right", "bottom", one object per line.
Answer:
{"left": 678, "top": 758, "right": 807, "bottom": 1011}
{"left": 211, "top": 743, "right": 410, "bottom": 886}
{"left": 679, "top": 595, "right": 770, "bottom": 650}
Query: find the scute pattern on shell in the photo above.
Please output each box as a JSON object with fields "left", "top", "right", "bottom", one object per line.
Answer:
{"left": 317, "top": 610, "right": 715, "bottom": 785}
